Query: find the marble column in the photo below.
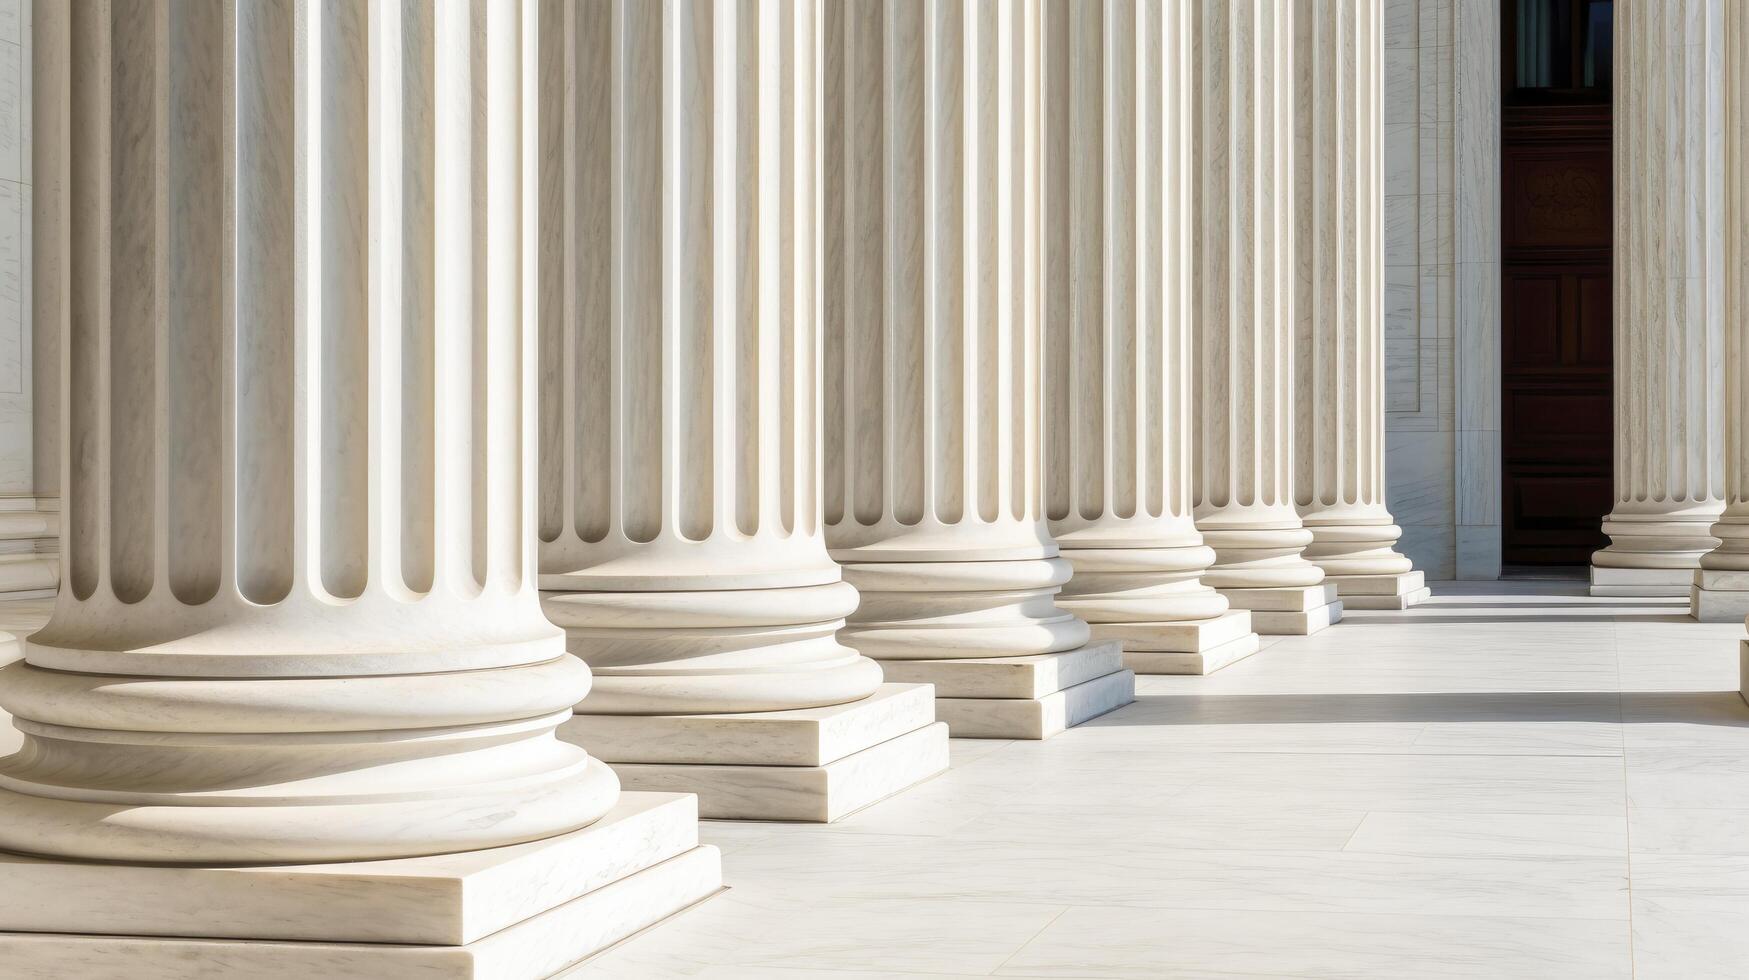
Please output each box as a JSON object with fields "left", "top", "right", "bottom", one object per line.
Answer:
{"left": 0, "top": 3, "right": 717, "bottom": 973}
{"left": 1705, "top": 0, "right": 1749, "bottom": 622}
{"left": 1292, "top": 0, "right": 1426, "bottom": 610}
{"left": 1594, "top": 0, "right": 1726, "bottom": 598}
{"left": 536, "top": 0, "right": 944, "bottom": 820}
{"left": 823, "top": 0, "right": 1133, "bottom": 739}
{"left": 1041, "top": 0, "right": 1259, "bottom": 674}
{"left": 1193, "top": 0, "right": 1342, "bottom": 635}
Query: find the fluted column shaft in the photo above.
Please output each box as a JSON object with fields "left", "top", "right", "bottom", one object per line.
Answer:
{"left": 1597, "top": 0, "right": 1726, "bottom": 580}
{"left": 1704, "top": 2, "right": 1749, "bottom": 576}
{"left": 537, "top": 0, "right": 881, "bottom": 714}
{"left": 1042, "top": 0, "right": 1229, "bottom": 628}
{"left": 0, "top": 0, "right": 616, "bottom": 865}
{"left": 1292, "top": 0, "right": 1410, "bottom": 578}
{"left": 824, "top": 0, "right": 1091, "bottom": 661}
{"left": 1193, "top": 0, "right": 1321, "bottom": 590}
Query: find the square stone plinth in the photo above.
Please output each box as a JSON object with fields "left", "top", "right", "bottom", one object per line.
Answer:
{"left": 1692, "top": 586, "right": 1749, "bottom": 622}
{"left": 1089, "top": 610, "right": 1260, "bottom": 675}
{"left": 563, "top": 683, "right": 937, "bottom": 767}
{"left": 1218, "top": 583, "right": 1343, "bottom": 635}
{"left": 1122, "top": 633, "right": 1262, "bottom": 675}
{"left": 935, "top": 668, "right": 1136, "bottom": 739}
{"left": 878, "top": 642, "right": 1124, "bottom": 699}
{"left": 0, "top": 793, "right": 722, "bottom": 980}
{"left": 878, "top": 643, "right": 1134, "bottom": 739}
{"left": 600, "top": 721, "right": 950, "bottom": 822}
{"left": 1327, "top": 571, "right": 1431, "bottom": 610}
{"left": 1590, "top": 566, "right": 1694, "bottom": 597}
{"left": 1089, "top": 608, "right": 1254, "bottom": 652}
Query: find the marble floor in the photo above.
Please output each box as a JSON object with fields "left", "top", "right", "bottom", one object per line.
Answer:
{"left": 567, "top": 582, "right": 1749, "bottom": 979}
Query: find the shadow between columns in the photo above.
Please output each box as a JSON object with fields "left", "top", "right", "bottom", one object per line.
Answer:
{"left": 1081, "top": 692, "right": 1749, "bottom": 727}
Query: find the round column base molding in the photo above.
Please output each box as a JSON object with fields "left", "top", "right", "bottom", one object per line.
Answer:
{"left": 1056, "top": 544, "right": 1230, "bottom": 625}
{"left": 837, "top": 556, "right": 1091, "bottom": 661}
{"left": 581, "top": 655, "right": 886, "bottom": 715}
{"left": 0, "top": 715, "right": 619, "bottom": 864}
{"left": 1700, "top": 515, "right": 1749, "bottom": 571}
{"left": 1196, "top": 526, "right": 1325, "bottom": 590}
{"left": 1596, "top": 507, "right": 1725, "bottom": 570}
{"left": 544, "top": 580, "right": 882, "bottom": 715}
{"left": 1303, "top": 522, "right": 1414, "bottom": 577}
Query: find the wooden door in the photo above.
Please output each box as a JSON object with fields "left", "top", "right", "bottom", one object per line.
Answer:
{"left": 1500, "top": 0, "right": 1614, "bottom": 565}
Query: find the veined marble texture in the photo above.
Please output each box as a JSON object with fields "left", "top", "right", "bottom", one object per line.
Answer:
{"left": 820, "top": 0, "right": 1095, "bottom": 665}
{"left": 1191, "top": 0, "right": 1328, "bottom": 594}
{"left": 568, "top": 583, "right": 1749, "bottom": 980}
{"left": 535, "top": 0, "right": 881, "bottom": 716}
{"left": 0, "top": 0, "right": 618, "bottom": 866}
{"left": 1293, "top": 0, "right": 1421, "bottom": 599}
{"left": 1038, "top": 0, "right": 1254, "bottom": 667}
{"left": 1595, "top": 0, "right": 1728, "bottom": 588}
{"left": 1699, "top": 1, "right": 1749, "bottom": 589}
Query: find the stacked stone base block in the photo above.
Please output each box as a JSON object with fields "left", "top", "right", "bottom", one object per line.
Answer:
{"left": 1742, "top": 641, "right": 1749, "bottom": 705}
{"left": 878, "top": 642, "right": 1135, "bottom": 739}
{"left": 1328, "top": 571, "right": 1432, "bottom": 610}
{"left": 1691, "top": 570, "right": 1749, "bottom": 622}
{"left": 0, "top": 793, "right": 721, "bottom": 980}
{"left": 1092, "top": 610, "right": 1261, "bottom": 675}
{"left": 1590, "top": 566, "right": 1695, "bottom": 597}
{"left": 1218, "top": 583, "right": 1344, "bottom": 635}
{"left": 561, "top": 684, "right": 949, "bottom": 821}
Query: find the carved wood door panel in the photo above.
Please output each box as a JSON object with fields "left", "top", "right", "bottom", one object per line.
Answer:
{"left": 1500, "top": 0, "right": 1614, "bottom": 565}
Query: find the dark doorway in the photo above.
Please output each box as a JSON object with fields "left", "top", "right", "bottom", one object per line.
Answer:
{"left": 1499, "top": 0, "right": 1614, "bottom": 565}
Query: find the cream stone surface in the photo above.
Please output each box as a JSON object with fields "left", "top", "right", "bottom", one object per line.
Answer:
{"left": 1191, "top": 0, "right": 1339, "bottom": 639}
{"left": 535, "top": 0, "right": 879, "bottom": 717}
{"left": 882, "top": 642, "right": 1134, "bottom": 740}
{"left": 1701, "top": 0, "right": 1749, "bottom": 626}
{"left": 1250, "top": 601, "right": 1348, "bottom": 636}
{"left": 0, "top": 792, "right": 701, "bottom": 946}
{"left": 1692, "top": 586, "right": 1749, "bottom": 623}
{"left": 1294, "top": 0, "right": 1424, "bottom": 611}
{"left": 1, "top": 845, "right": 723, "bottom": 980}
{"left": 1592, "top": 567, "right": 1699, "bottom": 598}
{"left": 878, "top": 643, "right": 1125, "bottom": 701}
{"left": 1594, "top": 0, "right": 1727, "bottom": 595}
{"left": 936, "top": 669, "right": 1137, "bottom": 740}
{"left": 820, "top": 0, "right": 1128, "bottom": 737}
{"left": 0, "top": 0, "right": 616, "bottom": 868}
{"left": 1039, "top": 0, "right": 1254, "bottom": 675}
{"left": 0, "top": 0, "right": 54, "bottom": 600}
{"left": 560, "top": 683, "right": 936, "bottom": 768}
{"left": 1122, "top": 632, "right": 1262, "bottom": 675}
{"left": 1339, "top": 585, "right": 1434, "bottom": 611}
{"left": 607, "top": 722, "right": 950, "bottom": 823}
{"left": 1090, "top": 608, "right": 1255, "bottom": 655}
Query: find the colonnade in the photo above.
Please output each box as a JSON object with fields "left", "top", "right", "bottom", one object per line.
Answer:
{"left": 0, "top": 1, "right": 1417, "bottom": 976}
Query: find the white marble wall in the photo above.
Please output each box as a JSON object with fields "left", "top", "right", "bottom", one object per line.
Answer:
{"left": 0, "top": 0, "right": 28, "bottom": 498}
{"left": 1381, "top": 0, "right": 1499, "bottom": 580}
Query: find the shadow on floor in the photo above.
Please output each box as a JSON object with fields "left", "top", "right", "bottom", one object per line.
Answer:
{"left": 1409, "top": 601, "right": 1689, "bottom": 610}
{"left": 1336, "top": 613, "right": 1696, "bottom": 624}
{"left": 1087, "top": 691, "right": 1749, "bottom": 727}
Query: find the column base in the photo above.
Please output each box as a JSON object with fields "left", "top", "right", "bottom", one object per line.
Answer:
{"left": 1589, "top": 566, "right": 1694, "bottom": 597}
{"left": 1327, "top": 571, "right": 1431, "bottom": 610}
{"left": 1690, "top": 570, "right": 1749, "bottom": 622}
{"left": 561, "top": 685, "right": 947, "bottom": 822}
{"left": 878, "top": 642, "right": 1134, "bottom": 739}
{"left": 1741, "top": 640, "right": 1749, "bottom": 704}
{"left": 0, "top": 792, "right": 721, "bottom": 980}
{"left": 1091, "top": 610, "right": 1261, "bottom": 675}
{"left": 1216, "top": 583, "right": 1344, "bottom": 635}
